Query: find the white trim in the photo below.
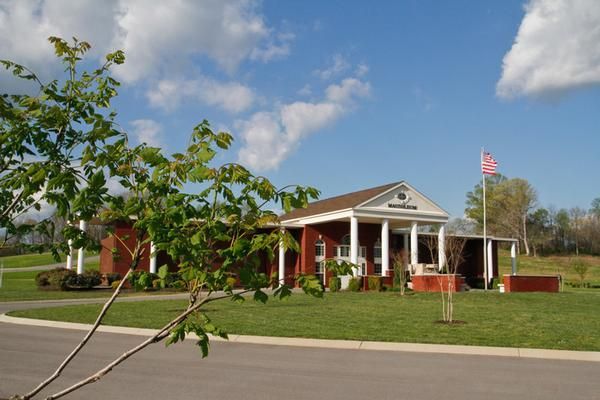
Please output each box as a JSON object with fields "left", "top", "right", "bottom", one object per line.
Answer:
{"left": 410, "top": 221, "right": 418, "bottom": 266}
{"left": 381, "top": 219, "right": 389, "bottom": 277}
{"left": 355, "top": 181, "right": 450, "bottom": 217}
{"left": 350, "top": 217, "right": 359, "bottom": 277}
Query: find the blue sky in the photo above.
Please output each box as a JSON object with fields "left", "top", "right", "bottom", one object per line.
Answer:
{"left": 1, "top": 0, "right": 599, "bottom": 217}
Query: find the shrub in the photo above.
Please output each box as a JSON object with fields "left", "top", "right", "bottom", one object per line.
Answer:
{"left": 225, "top": 277, "right": 237, "bottom": 289}
{"left": 348, "top": 277, "right": 361, "bottom": 292}
{"left": 367, "top": 276, "right": 382, "bottom": 292}
{"left": 63, "top": 270, "right": 102, "bottom": 289}
{"left": 35, "top": 270, "right": 51, "bottom": 287}
{"left": 106, "top": 272, "right": 121, "bottom": 285}
{"left": 129, "top": 271, "right": 159, "bottom": 291}
{"left": 111, "top": 280, "right": 121, "bottom": 290}
{"left": 35, "top": 268, "right": 77, "bottom": 290}
{"left": 572, "top": 259, "right": 589, "bottom": 288}
{"left": 163, "top": 272, "right": 182, "bottom": 288}
{"left": 329, "top": 276, "right": 341, "bottom": 292}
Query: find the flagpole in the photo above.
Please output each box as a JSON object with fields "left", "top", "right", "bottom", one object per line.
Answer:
{"left": 482, "top": 148, "right": 488, "bottom": 291}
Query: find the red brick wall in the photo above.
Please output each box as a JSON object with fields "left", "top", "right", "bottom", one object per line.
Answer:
{"left": 99, "top": 222, "right": 151, "bottom": 276}
{"left": 503, "top": 275, "right": 559, "bottom": 292}
{"left": 412, "top": 274, "right": 464, "bottom": 292}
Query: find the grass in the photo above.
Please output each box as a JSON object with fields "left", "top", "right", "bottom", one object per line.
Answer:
{"left": 0, "top": 262, "right": 111, "bottom": 302}
{"left": 0, "top": 251, "right": 99, "bottom": 269}
{"left": 0, "top": 252, "right": 64, "bottom": 269}
{"left": 9, "top": 290, "right": 600, "bottom": 351}
{"left": 498, "top": 249, "right": 600, "bottom": 287}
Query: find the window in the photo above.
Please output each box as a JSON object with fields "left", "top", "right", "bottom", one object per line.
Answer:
{"left": 341, "top": 234, "right": 351, "bottom": 246}
{"left": 374, "top": 239, "right": 382, "bottom": 275}
{"left": 315, "top": 260, "right": 325, "bottom": 274}
{"left": 315, "top": 240, "right": 325, "bottom": 257}
{"left": 315, "top": 240, "right": 325, "bottom": 284}
{"left": 373, "top": 239, "right": 382, "bottom": 258}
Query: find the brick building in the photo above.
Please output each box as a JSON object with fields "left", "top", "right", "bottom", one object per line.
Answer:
{"left": 100, "top": 181, "right": 518, "bottom": 290}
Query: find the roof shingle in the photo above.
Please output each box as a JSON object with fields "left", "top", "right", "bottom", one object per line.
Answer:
{"left": 280, "top": 182, "right": 401, "bottom": 221}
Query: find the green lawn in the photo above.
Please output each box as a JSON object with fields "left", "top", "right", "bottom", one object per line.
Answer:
{"left": 0, "top": 262, "right": 110, "bottom": 302}
{"left": 0, "top": 252, "right": 64, "bottom": 269}
{"left": 9, "top": 291, "right": 600, "bottom": 351}
{"left": 0, "top": 251, "right": 99, "bottom": 269}
{"left": 498, "top": 249, "right": 600, "bottom": 286}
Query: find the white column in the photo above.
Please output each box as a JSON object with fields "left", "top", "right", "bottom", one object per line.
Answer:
{"left": 350, "top": 216, "right": 359, "bottom": 277}
{"left": 149, "top": 241, "right": 157, "bottom": 274}
{"left": 410, "top": 221, "right": 418, "bottom": 266}
{"left": 381, "top": 219, "right": 389, "bottom": 277}
{"left": 278, "top": 238, "right": 285, "bottom": 286}
{"left": 66, "top": 239, "right": 73, "bottom": 270}
{"left": 438, "top": 224, "right": 446, "bottom": 272}
{"left": 403, "top": 233, "right": 409, "bottom": 270}
{"left": 487, "top": 239, "right": 494, "bottom": 284}
{"left": 76, "top": 219, "right": 87, "bottom": 274}
{"left": 510, "top": 241, "right": 517, "bottom": 275}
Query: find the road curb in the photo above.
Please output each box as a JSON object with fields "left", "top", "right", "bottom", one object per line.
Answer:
{"left": 1, "top": 313, "right": 599, "bottom": 362}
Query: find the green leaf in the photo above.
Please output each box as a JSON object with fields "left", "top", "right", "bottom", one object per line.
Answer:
{"left": 253, "top": 290, "right": 268, "bottom": 304}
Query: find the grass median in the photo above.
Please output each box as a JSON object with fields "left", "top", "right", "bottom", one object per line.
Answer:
{"left": 8, "top": 290, "right": 600, "bottom": 351}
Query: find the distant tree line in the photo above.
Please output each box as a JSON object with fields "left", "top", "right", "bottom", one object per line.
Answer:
{"left": 465, "top": 174, "right": 600, "bottom": 256}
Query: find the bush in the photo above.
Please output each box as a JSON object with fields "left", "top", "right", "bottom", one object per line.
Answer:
{"left": 63, "top": 270, "right": 102, "bottom": 289}
{"left": 36, "top": 268, "right": 77, "bottom": 290}
{"left": 35, "top": 270, "right": 51, "bottom": 287}
{"left": 367, "top": 276, "right": 382, "bottom": 291}
{"left": 329, "top": 276, "right": 341, "bottom": 292}
{"left": 105, "top": 272, "right": 121, "bottom": 285}
{"left": 129, "top": 271, "right": 159, "bottom": 291}
{"left": 348, "top": 277, "right": 362, "bottom": 292}
{"left": 225, "top": 276, "right": 237, "bottom": 289}
{"left": 111, "top": 280, "right": 121, "bottom": 290}
{"left": 163, "top": 272, "right": 183, "bottom": 288}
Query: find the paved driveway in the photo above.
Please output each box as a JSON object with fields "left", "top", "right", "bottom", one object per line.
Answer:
{"left": 1, "top": 322, "right": 599, "bottom": 400}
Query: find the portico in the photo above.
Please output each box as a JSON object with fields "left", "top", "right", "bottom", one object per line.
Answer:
{"left": 279, "top": 181, "right": 450, "bottom": 284}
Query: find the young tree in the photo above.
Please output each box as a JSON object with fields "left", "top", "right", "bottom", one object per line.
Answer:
{"left": 1, "top": 37, "right": 125, "bottom": 257}
{"left": 438, "top": 234, "right": 467, "bottom": 323}
{"left": 391, "top": 250, "right": 408, "bottom": 296}
{"left": 4, "top": 38, "right": 323, "bottom": 400}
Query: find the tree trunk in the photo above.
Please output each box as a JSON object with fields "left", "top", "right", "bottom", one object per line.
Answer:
{"left": 522, "top": 214, "right": 530, "bottom": 256}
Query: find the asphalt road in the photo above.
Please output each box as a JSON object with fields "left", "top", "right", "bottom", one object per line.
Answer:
{"left": 1, "top": 323, "right": 599, "bottom": 400}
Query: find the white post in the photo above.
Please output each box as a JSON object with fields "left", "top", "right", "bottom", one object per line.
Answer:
{"left": 278, "top": 235, "right": 285, "bottom": 286}
{"left": 511, "top": 241, "right": 517, "bottom": 275}
{"left": 66, "top": 239, "right": 73, "bottom": 270}
{"left": 381, "top": 219, "right": 389, "bottom": 277}
{"left": 149, "top": 241, "right": 157, "bottom": 274}
{"left": 410, "top": 221, "right": 418, "bottom": 266}
{"left": 438, "top": 224, "right": 446, "bottom": 272}
{"left": 482, "top": 148, "right": 488, "bottom": 291}
{"left": 76, "top": 219, "right": 87, "bottom": 274}
{"left": 350, "top": 216, "right": 359, "bottom": 277}
{"left": 487, "top": 239, "right": 494, "bottom": 285}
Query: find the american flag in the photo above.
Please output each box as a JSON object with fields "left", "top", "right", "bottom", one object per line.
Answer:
{"left": 481, "top": 152, "right": 497, "bottom": 175}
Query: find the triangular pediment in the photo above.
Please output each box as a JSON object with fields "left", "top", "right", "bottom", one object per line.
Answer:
{"left": 356, "top": 182, "right": 448, "bottom": 215}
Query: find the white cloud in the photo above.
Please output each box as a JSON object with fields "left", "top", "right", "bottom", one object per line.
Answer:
{"left": 355, "top": 63, "right": 369, "bottom": 77}
{"left": 146, "top": 77, "right": 255, "bottom": 114}
{"left": 314, "top": 53, "right": 350, "bottom": 80}
{"left": 130, "top": 119, "right": 163, "bottom": 147}
{"left": 297, "top": 84, "right": 312, "bottom": 97}
{"left": 325, "top": 78, "right": 371, "bottom": 104}
{"left": 497, "top": 0, "right": 600, "bottom": 99}
{"left": 236, "top": 77, "right": 370, "bottom": 171}
{"left": 0, "top": 0, "right": 289, "bottom": 84}
{"left": 250, "top": 32, "right": 295, "bottom": 62}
